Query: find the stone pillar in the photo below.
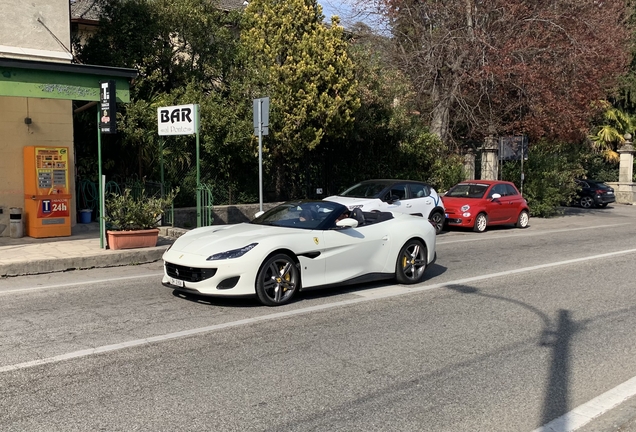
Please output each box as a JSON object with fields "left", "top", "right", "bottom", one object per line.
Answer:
{"left": 480, "top": 135, "right": 499, "bottom": 180}
{"left": 616, "top": 134, "right": 636, "bottom": 204}
{"left": 463, "top": 148, "right": 475, "bottom": 180}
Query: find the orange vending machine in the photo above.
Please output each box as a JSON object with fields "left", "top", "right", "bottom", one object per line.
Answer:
{"left": 23, "top": 146, "right": 72, "bottom": 238}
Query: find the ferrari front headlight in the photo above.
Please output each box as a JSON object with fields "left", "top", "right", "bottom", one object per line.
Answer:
{"left": 207, "top": 243, "right": 258, "bottom": 261}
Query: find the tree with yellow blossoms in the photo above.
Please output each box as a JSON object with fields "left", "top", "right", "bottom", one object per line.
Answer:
{"left": 241, "top": 0, "right": 360, "bottom": 199}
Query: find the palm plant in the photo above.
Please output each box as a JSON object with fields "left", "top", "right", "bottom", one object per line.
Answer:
{"left": 588, "top": 101, "right": 635, "bottom": 162}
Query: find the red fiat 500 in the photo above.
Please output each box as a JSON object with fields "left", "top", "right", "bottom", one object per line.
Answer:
{"left": 441, "top": 180, "right": 530, "bottom": 233}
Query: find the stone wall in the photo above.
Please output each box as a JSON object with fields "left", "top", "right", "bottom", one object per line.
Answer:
{"left": 170, "top": 202, "right": 283, "bottom": 228}
{"left": 607, "top": 182, "right": 636, "bottom": 205}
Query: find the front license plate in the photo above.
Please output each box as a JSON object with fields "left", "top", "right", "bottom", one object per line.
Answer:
{"left": 168, "top": 276, "right": 184, "bottom": 287}
{"left": 607, "top": 191, "right": 614, "bottom": 195}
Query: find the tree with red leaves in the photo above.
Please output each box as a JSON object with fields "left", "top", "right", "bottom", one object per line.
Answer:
{"left": 366, "top": 0, "right": 631, "bottom": 145}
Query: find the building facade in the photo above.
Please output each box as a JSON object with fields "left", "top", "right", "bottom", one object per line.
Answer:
{"left": 0, "top": 0, "right": 136, "bottom": 237}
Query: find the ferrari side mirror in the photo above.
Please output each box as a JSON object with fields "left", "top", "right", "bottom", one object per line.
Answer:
{"left": 336, "top": 218, "right": 358, "bottom": 229}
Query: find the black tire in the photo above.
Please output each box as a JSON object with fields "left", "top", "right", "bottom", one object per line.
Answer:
{"left": 395, "top": 239, "right": 428, "bottom": 284}
{"left": 473, "top": 213, "right": 487, "bottom": 233}
{"left": 428, "top": 211, "right": 445, "bottom": 235}
{"left": 255, "top": 253, "right": 300, "bottom": 306}
{"left": 515, "top": 210, "right": 529, "bottom": 228}
{"left": 579, "top": 196, "right": 594, "bottom": 209}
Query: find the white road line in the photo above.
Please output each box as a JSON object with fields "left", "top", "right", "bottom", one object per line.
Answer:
{"left": 532, "top": 375, "right": 636, "bottom": 431}
{"left": 0, "top": 273, "right": 164, "bottom": 295}
{"left": 437, "top": 223, "right": 632, "bottom": 245}
{"left": 2, "top": 247, "right": 636, "bottom": 376}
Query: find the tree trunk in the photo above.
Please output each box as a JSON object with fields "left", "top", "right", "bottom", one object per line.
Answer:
{"left": 430, "top": 84, "right": 451, "bottom": 143}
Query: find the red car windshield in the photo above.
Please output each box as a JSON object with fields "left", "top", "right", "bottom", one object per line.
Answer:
{"left": 445, "top": 183, "right": 489, "bottom": 198}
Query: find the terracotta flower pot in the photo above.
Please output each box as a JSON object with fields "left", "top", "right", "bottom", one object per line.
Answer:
{"left": 106, "top": 228, "right": 159, "bottom": 250}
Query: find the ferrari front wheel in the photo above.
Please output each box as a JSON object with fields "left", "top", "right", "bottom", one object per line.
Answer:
{"left": 256, "top": 253, "right": 300, "bottom": 306}
{"left": 395, "top": 239, "right": 428, "bottom": 284}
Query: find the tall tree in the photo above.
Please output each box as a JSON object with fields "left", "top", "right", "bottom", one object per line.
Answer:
{"left": 322, "top": 26, "right": 463, "bottom": 192}
{"left": 240, "top": 0, "right": 360, "bottom": 199}
{"left": 368, "top": 0, "right": 630, "bottom": 145}
{"left": 75, "top": 0, "right": 255, "bottom": 205}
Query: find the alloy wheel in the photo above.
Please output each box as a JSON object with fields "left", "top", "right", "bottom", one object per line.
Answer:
{"left": 396, "top": 240, "right": 427, "bottom": 284}
{"left": 256, "top": 254, "right": 299, "bottom": 306}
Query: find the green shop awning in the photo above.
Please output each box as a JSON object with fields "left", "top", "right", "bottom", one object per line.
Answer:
{"left": 0, "top": 58, "right": 137, "bottom": 103}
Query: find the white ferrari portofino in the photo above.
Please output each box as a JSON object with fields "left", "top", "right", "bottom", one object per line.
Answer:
{"left": 162, "top": 201, "right": 437, "bottom": 306}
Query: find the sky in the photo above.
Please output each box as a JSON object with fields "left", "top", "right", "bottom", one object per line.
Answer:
{"left": 319, "top": 0, "right": 384, "bottom": 30}
{"left": 319, "top": 0, "right": 352, "bottom": 20}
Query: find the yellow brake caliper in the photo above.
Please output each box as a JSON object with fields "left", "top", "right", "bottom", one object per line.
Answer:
{"left": 276, "top": 264, "right": 291, "bottom": 292}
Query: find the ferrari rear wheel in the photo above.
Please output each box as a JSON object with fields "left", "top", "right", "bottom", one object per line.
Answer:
{"left": 395, "top": 239, "right": 428, "bottom": 284}
{"left": 256, "top": 253, "right": 300, "bottom": 306}
{"left": 473, "top": 213, "right": 487, "bottom": 233}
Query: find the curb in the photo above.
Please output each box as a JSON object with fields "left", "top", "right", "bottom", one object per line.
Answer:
{"left": 0, "top": 226, "right": 191, "bottom": 277}
{"left": 0, "top": 245, "right": 170, "bottom": 277}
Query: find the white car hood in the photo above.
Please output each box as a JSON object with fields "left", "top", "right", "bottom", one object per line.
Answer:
{"left": 324, "top": 195, "right": 381, "bottom": 210}
{"left": 170, "top": 223, "right": 294, "bottom": 256}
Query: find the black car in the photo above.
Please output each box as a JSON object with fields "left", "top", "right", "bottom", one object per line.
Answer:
{"left": 574, "top": 179, "right": 616, "bottom": 208}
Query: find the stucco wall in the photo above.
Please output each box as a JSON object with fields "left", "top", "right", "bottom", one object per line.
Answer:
{"left": 0, "top": 96, "right": 75, "bottom": 237}
{"left": 0, "top": 0, "right": 72, "bottom": 62}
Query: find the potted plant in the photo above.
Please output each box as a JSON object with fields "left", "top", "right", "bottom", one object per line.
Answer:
{"left": 104, "top": 187, "right": 178, "bottom": 250}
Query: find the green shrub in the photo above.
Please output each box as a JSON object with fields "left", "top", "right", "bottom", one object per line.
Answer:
{"left": 502, "top": 141, "right": 584, "bottom": 217}
{"left": 105, "top": 188, "right": 178, "bottom": 230}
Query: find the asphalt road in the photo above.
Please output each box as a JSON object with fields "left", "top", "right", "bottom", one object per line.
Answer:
{"left": 1, "top": 205, "right": 635, "bottom": 432}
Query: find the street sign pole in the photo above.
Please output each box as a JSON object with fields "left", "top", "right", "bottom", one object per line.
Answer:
{"left": 520, "top": 143, "right": 524, "bottom": 196}
{"left": 195, "top": 105, "right": 201, "bottom": 227}
{"left": 258, "top": 100, "right": 263, "bottom": 212}
{"left": 157, "top": 103, "right": 200, "bottom": 225}
{"left": 253, "top": 97, "right": 269, "bottom": 213}
{"left": 97, "top": 104, "right": 104, "bottom": 249}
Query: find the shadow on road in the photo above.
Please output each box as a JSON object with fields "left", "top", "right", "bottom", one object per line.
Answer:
{"left": 445, "top": 284, "right": 576, "bottom": 429}
{"left": 539, "top": 309, "right": 573, "bottom": 426}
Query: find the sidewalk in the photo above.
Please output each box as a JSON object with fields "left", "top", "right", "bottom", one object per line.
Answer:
{"left": 0, "top": 223, "right": 188, "bottom": 277}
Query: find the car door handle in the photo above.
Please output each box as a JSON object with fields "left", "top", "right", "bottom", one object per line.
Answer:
{"left": 406, "top": 203, "right": 412, "bottom": 208}
{"left": 382, "top": 235, "right": 389, "bottom": 241}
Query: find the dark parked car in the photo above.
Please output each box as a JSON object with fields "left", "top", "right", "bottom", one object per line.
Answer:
{"left": 574, "top": 179, "right": 615, "bottom": 208}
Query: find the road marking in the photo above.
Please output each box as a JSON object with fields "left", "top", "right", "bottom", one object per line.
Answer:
{"left": 437, "top": 223, "right": 632, "bottom": 245}
{"left": 532, "top": 375, "right": 636, "bottom": 431}
{"left": 2, "top": 247, "right": 636, "bottom": 376}
{"left": 0, "top": 273, "right": 164, "bottom": 296}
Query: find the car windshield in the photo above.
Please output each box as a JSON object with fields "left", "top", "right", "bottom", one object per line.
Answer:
{"left": 251, "top": 201, "right": 345, "bottom": 229}
{"left": 339, "top": 181, "right": 391, "bottom": 198}
{"left": 445, "top": 183, "right": 489, "bottom": 198}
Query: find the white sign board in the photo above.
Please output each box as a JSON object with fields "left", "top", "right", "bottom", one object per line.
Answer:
{"left": 157, "top": 104, "right": 199, "bottom": 136}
